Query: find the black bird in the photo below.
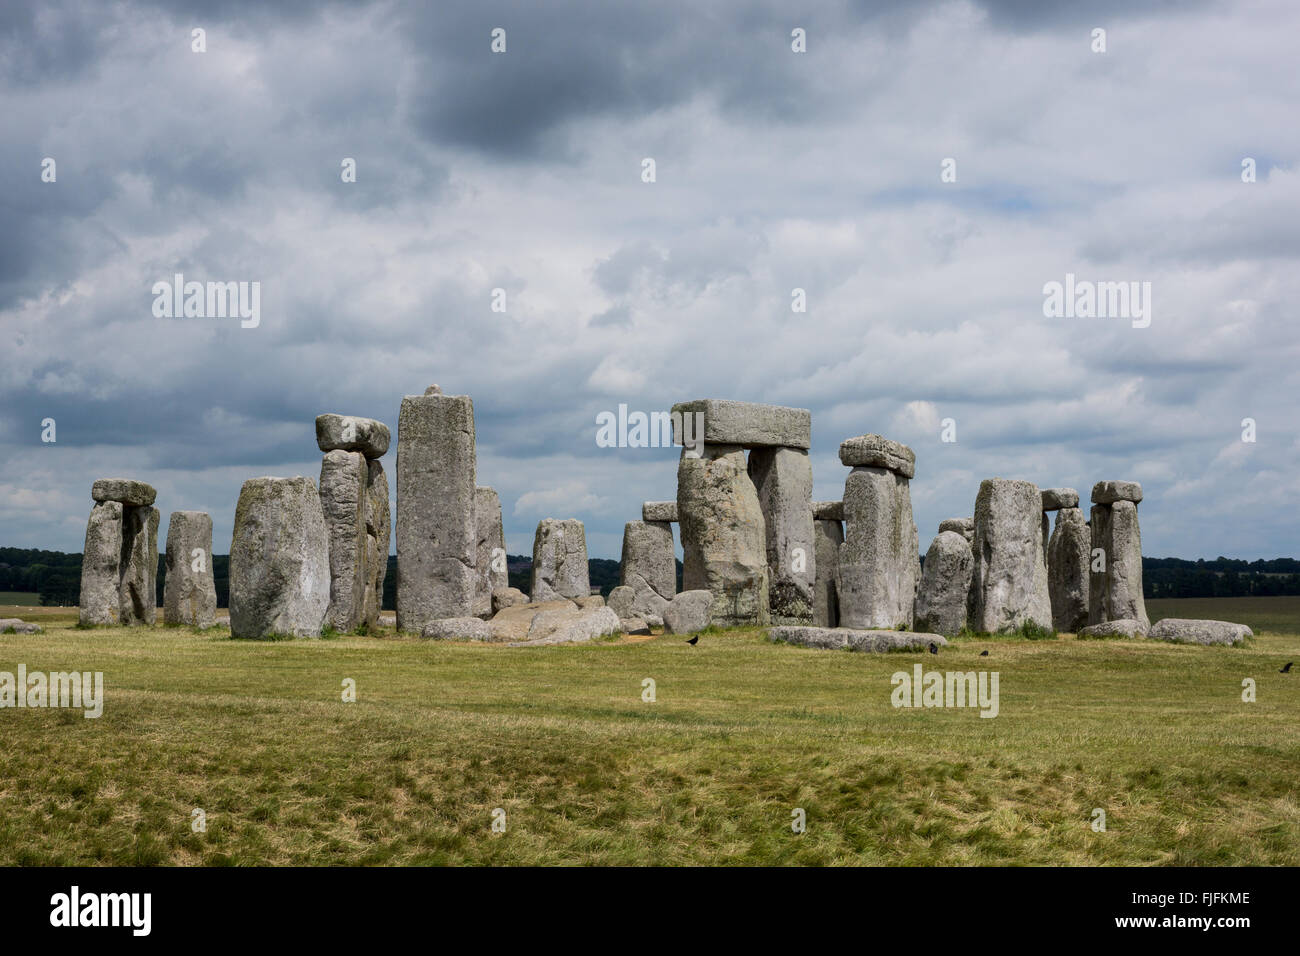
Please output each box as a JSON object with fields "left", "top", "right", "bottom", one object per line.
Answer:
{"left": 929, "top": 642, "right": 938, "bottom": 655}
{"left": 686, "top": 635, "right": 699, "bottom": 646}
{"left": 980, "top": 650, "right": 989, "bottom": 657}
{"left": 1281, "top": 662, "right": 1293, "bottom": 673}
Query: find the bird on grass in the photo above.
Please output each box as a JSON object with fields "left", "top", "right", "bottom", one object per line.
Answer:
{"left": 980, "top": 650, "right": 989, "bottom": 657}
{"left": 928, "top": 642, "right": 938, "bottom": 655}
{"left": 1281, "top": 661, "right": 1293, "bottom": 674}
{"left": 686, "top": 635, "right": 699, "bottom": 646}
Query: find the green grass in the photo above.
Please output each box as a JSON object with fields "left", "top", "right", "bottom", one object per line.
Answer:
{"left": 1, "top": 599, "right": 1298, "bottom": 866}
{"left": 0, "top": 591, "right": 44, "bottom": 607}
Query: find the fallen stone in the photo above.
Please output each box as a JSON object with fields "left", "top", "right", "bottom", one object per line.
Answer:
{"left": 607, "top": 585, "right": 636, "bottom": 619}
{"left": 914, "top": 531, "right": 973, "bottom": 637}
{"left": 663, "top": 589, "right": 713, "bottom": 634}
{"left": 642, "top": 500, "right": 678, "bottom": 523}
{"left": 421, "top": 617, "right": 503, "bottom": 641}
{"left": 574, "top": 594, "right": 606, "bottom": 609}
{"left": 229, "top": 476, "right": 331, "bottom": 639}
{"left": 812, "top": 500, "right": 843, "bottom": 521}
{"left": 1079, "top": 619, "right": 1147, "bottom": 639}
{"left": 768, "top": 626, "right": 949, "bottom": 653}
{"left": 473, "top": 486, "right": 507, "bottom": 619}
{"left": 517, "top": 605, "right": 622, "bottom": 646}
{"left": 837, "top": 435, "right": 916, "bottom": 478}
{"left": 488, "top": 599, "right": 578, "bottom": 643}
{"left": 813, "top": 517, "right": 843, "bottom": 628}
{"left": 91, "top": 478, "right": 156, "bottom": 507}
{"left": 315, "top": 413, "right": 391, "bottom": 459}
{"left": 119, "top": 506, "right": 160, "bottom": 627}
{"left": 970, "top": 478, "right": 1052, "bottom": 633}
{"left": 79, "top": 500, "right": 123, "bottom": 626}
{"left": 1048, "top": 507, "right": 1089, "bottom": 633}
{"left": 1148, "top": 618, "right": 1252, "bottom": 646}
{"left": 163, "top": 510, "right": 217, "bottom": 628}
{"left": 670, "top": 399, "right": 811, "bottom": 449}
{"left": 749, "top": 446, "right": 815, "bottom": 624}
{"left": 530, "top": 518, "right": 590, "bottom": 602}
{"left": 1041, "top": 488, "right": 1079, "bottom": 511}
{"left": 1091, "top": 480, "right": 1143, "bottom": 505}
{"left": 938, "top": 517, "right": 974, "bottom": 544}
{"left": 491, "top": 587, "right": 530, "bottom": 614}
{"left": 0, "top": 619, "right": 42, "bottom": 634}
{"left": 838, "top": 465, "right": 918, "bottom": 631}
{"left": 622, "top": 617, "right": 652, "bottom": 636}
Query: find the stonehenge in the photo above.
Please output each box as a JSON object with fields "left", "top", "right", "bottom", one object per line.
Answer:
{"left": 163, "top": 510, "right": 217, "bottom": 628}
{"left": 914, "top": 530, "right": 973, "bottom": 637}
{"left": 474, "top": 487, "right": 507, "bottom": 618}
{"left": 969, "top": 478, "right": 1052, "bottom": 633}
{"left": 749, "top": 446, "right": 815, "bottom": 624}
{"left": 812, "top": 505, "right": 843, "bottom": 628}
{"left": 530, "top": 518, "right": 590, "bottom": 602}
{"left": 1088, "top": 481, "right": 1149, "bottom": 631}
{"left": 1044, "top": 490, "right": 1089, "bottom": 633}
{"left": 618, "top": 519, "right": 674, "bottom": 623}
{"left": 78, "top": 479, "right": 159, "bottom": 627}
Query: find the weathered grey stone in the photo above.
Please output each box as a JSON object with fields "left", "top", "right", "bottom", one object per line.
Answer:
{"left": 1148, "top": 618, "right": 1252, "bottom": 646}
{"left": 670, "top": 399, "right": 811, "bottom": 449}
{"left": 492, "top": 587, "right": 530, "bottom": 614}
{"left": 574, "top": 594, "right": 605, "bottom": 609}
{"left": 79, "top": 500, "right": 123, "bottom": 626}
{"left": 421, "top": 617, "right": 503, "bottom": 641}
{"left": 607, "top": 585, "right": 636, "bottom": 619}
{"left": 642, "top": 500, "right": 678, "bottom": 522}
{"left": 812, "top": 500, "right": 843, "bottom": 521}
{"left": 838, "top": 466, "right": 918, "bottom": 631}
{"left": 768, "top": 626, "right": 948, "bottom": 653}
{"left": 813, "top": 518, "right": 843, "bottom": 628}
{"left": 473, "top": 486, "right": 507, "bottom": 619}
{"left": 163, "top": 510, "right": 216, "bottom": 628}
{"left": 1048, "top": 507, "right": 1089, "bottom": 633}
{"left": 315, "top": 413, "right": 391, "bottom": 459}
{"left": 362, "top": 460, "right": 390, "bottom": 630}
{"left": 620, "top": 520, "right": 675, "bottom": 618}
{"left": 0, "top": 619, "right": 42, "bottom": 634}
{"left": 914, "top": 531, "right": 973, "bottom": 637}
{"left": 229, "top": 476, "right": 330, "bottom": 640}
{"left": 622, "top": 617, "right": 652, "bottom": 636}
{"left": 488, "top": 599, "right": 577, "bottom": 642}
{"left": 1041, "top": 488, "right": 1079, "bottom": 511}
{"left": 749, "top": 446, "right": 815, "bottom": 625}
{"left": 1079, "top": 619, "right": 1147, "bottom": 639}
{"left": 530, "top": 518, "right": 590, "bottom": 602}
{"left": 119, "top": 506, "right": 159, "bottom": 627}
{"left": 837, "top": 435, "right": 916, "bottom": 479}
{"left": 91, "top": 478, "right": 156, "bottom": 507}
{"left": 662, "top": 589, "right": 713, "bottom": 634}
{"left": 1089, "top": 499, "right": 1148, "bottom": 630}
{"left": 395, "top": 390, "right": 477, "bottom": 632}
{"left": 677, "top": 445, "right": 769, "bottom": 626}
{"left": 516, "top": 605, "right": 622, "bottom": 646}
{"left": 938, "top": 517, "right": 974, "bottom": 544}
{"left": 1091, "top": 480, "right": 1143, "bottom": 505}
{"left": 320, "top": 449, "right": 368, "bottom": 632}
{"left": 970, "top": 478, "right": 1052, "bottom": 633}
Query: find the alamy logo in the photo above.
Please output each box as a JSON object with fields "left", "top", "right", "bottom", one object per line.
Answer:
{"left": 1042, "top": 273, "right": 1151, "bottom": 328}
{"left": 595, "top": 404, "right": 706, "bottom": 457}
{"left": 0, "top": 665, "right": 103, "bottom": 718}
{"left": 50, "top": 886, "right": 151, "bottom": 936}
{"left": 891, "top": 665, "right": 999, "bottom": 718}
{"left": 151, "top": 273, "right": 261, "bottom": 328}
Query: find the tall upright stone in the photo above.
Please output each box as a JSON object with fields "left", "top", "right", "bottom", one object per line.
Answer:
{"left": 837, "top": 436, "right": 918, "bottom": 631}
{"left": 813, "top": 516, "right": 843, "bottom": 628}
{"left": 396, "top": 386, "right": 477, "bottom": 632}
{"left": 530, "top": 518, "right": 589, "bottom": 602}
{"left": 620, "top": 519, "right": 675, "bottom": 621}
{"left": 1089, "top": 481, "right": 1148, "bottom": 630}
{"left": 748, "top": 447, "right": 815, "bottom": 624}
{"left": 363, "top": 460, "right": 390, "bottom": 629}
{"left": 473, "top": 486, "right": 507, "bottom": 618}
{"left": 914, "top": 530, "right": 973, "bottom": 637}
{"left": 119, "top": 505, "right": 160, "bottom": 626}
{"left": 320, "top": 449, "right": 368, "bottom": 632}
{"left": 1048, "top": 506, "right": 1089, "bottom": 633}
{"left": 677, "top": 445, "right": 769, "bottom": 626}
{"left": 229, "top": 476, "right": 330, "bottom": 640}
{"left": 970, "top": 478, "right": 1052, "bottom": 633}
{"left": 79, "top": 500, "right": 124, "bottom": 626}
{"left": 163, "top": 510, "right": 217, "bottom": 628}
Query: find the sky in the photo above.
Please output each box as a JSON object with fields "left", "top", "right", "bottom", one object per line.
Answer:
{"left": 1, "top": 0, "right": 1297, "bottom": 561}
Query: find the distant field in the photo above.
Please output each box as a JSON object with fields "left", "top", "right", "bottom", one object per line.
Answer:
{"left": 1147, "top": 595, "right": 1300, "bottom": 636}
{"left": 0, "top": 591, "right": 44, "bottom": 607}
{"left": 1, "top": 597, "right": 1297, "bottom": 866}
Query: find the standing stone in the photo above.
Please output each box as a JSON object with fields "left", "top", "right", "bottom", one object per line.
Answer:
{"left": 163, "top": 510, "right": 216, "bottom": 628}
{"left": 838, "top": 460, "right": 918, "bottom": 631}
{"left": 677, "top": 445, "right": 769, "bottom": 626}
{"left": 79, "top": 500, "right": 124, "bottom": 626}
{"left": 396, "top": 389, "right": 477, "bottom": 632}
{"left": 473, "top": 486, "right": 507, "bottom": 618}
{"left": 1048, "top": 506, "right": 1090, "bottom": 633}
{"left": 619, "top": 520, "right": 675, "bottom": 620}
{"left": 530, "top": 519, "right": 590, "bottom": 602}
{"left": 320, "top": 449, "right": 368, "bottom": 632}
{"left": 970, "top": 478, "right": 1052, "bottom": 633}
{"left": 229, "top": 476, "right": 330, "bottom": 639}
{"left": 119, "top": 506, "right": 160, "bottom": 626}
{"left": 939, "top": 517, "right": 974, "bottom": 545}
{"left": 362, "top": 460, "right": 390, "bottom": 629}
{"left": 813, "top": 517, "right": 843, "bottom": 628}
{"left": 748, "top": 446, "right": 815, "bottom": 624}
{"left": 914, "top": 531, "right": 973, "bottom": 637}
{"left": 1089, "top": 492, "right": 1148, "bottom": 630}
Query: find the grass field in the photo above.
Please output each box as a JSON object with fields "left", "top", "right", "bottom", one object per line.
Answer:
{"left": 1, "top": 597, "right": 1298, "bottom": 866}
